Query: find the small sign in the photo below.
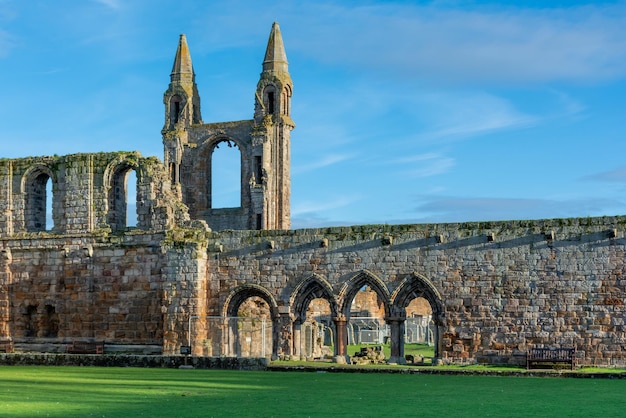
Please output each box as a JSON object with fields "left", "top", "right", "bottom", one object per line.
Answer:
{"left": 180, "top": 345, "right": 191, "bottom": 355}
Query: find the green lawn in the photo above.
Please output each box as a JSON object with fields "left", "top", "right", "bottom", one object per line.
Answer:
{"left": 1, "top": 366, "right": 626, "bottom": 417}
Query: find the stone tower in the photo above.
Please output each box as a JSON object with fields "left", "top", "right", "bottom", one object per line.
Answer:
{"left": 162, "top": 23, "right": 294, "bottom": 231}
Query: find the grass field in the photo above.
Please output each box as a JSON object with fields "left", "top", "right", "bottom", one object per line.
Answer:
{"left": 2, "top": 366, "right": 626, "bottom": 417}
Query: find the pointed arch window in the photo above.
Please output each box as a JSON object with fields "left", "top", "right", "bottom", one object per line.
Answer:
{"left": 210, "top": 139, "right": 241, "bottom": 208}
{"left": 264, "top": 87, "right": 277, "bottom": 115}
{"left": 170, "top": 95, "right": 183, "bottom": 127}
{"left": 282, "top": 85, "right": 292, "bottom": 116}
{"left": 24, "top": 168, "right": 54, "bottom": 232}
{"left": 107, "top": 166, "right": 138, "bottom": 231}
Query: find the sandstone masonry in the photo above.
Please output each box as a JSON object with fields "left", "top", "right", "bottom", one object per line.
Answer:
{"left": 1, "top": 23, "right": 625, "bottom": 367}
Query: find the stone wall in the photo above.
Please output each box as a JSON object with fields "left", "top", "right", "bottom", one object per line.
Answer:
{"left": 200, "top": 217, "right": 626, "bottom": 366}
{"left": 1, "top": 156, "right": 626, "bottom": 367}
{"left": 2, "top": 234, "right": 165, "bottom": 344}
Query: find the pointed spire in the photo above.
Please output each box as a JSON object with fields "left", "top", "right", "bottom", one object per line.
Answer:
{"left": 262, "top": 22, "right": 289, "bottom": 73}
{"left": 171, "top": 34, "right": 194, "bottom": 83}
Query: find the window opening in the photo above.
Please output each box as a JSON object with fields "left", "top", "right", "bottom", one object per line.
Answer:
{"left": 254, "top": 156, "right": 263, "bottom": 185}
{"left": 126, "top": 170, "right": 138, "bottom": 227}
{"left": 211, "top": 140, "right": 241, "bottom": 208}
{"left": 45, "top": 176, "right": 53, "bottom": 230}
{"left": 107, "top": 167, "right": 138, "bottom": 230}
{"left": 25, "top": 172, "right": 52, "bottom": 232}
{"left": 43, "top": 305, "right": 59, "bottom": 338}
{"left": 267, "top": 91, "right": 275, "bottom": 114}
{"left": 24, "top": 305, "right": 38, "bottom": 338}
{"left": 170, "top": 95, "right": 182, "bottom": 127}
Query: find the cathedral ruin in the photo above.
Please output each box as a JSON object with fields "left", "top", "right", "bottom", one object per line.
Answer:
{"left": 1, "top": 23, "right": 625, "bottom": 366}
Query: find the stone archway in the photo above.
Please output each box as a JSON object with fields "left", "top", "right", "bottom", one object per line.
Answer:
{"left": 335, "top": 270, "right": 391, "bottom": 363}
{"left": 390, "top": 273, "right": 445, "bottom": 363}
{"left": 222, "top": 284, "right": 279, "bottom": 359}
{"left": 289, "top": 274, "right": 337, "bottom": 360}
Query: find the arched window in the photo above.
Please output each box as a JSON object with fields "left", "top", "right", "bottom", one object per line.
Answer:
{"left": 210, "top": 140, "right": 241, "bottom": 208}
{"left": 264, "top": 87, "right": 277, "bottom": 115}
{"left": 24, "top": 168, "right": 54, "bottom": 232}
{"left": 282, "top": 85, "right": 292, "bottom": 116}
{"left": 107, "top": 166, "right": 138, "bottom": 230}
{"left": 170, "top": 95, "right": 183, "bottom": 127}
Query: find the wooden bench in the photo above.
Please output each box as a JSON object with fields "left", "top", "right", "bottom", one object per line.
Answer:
{"left": 527, "top": 347, "right": 575, "bottom": 370}
{"left": 66, "top": 340, "right": 104, "bottom": 354}
{"left": 0, "top": 341, "right": 14, "bottom": 353}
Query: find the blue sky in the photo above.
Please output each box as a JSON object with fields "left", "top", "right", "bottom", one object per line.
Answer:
{"left": 1, "top": 0, "right": 625, "bottom": 229}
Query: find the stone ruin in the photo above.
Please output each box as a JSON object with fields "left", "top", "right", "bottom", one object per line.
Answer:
{"left": 2, "top": 23, "right": 626, "bottom": 368}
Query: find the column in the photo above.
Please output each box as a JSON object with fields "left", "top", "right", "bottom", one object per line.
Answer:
{"left": 292, "top": 321, "right": 302, "bottom": 360}
{"left": 333, "top": 315, "right": 349, "bottom": 364}
{"left": 0, "top": 248, "right": 11, "bottom": 342}
{"left": 276, "top": 309, "right": 293, "bottom": 360}
{"left": 386, "top": 314, "right": 407, "bottom": 364}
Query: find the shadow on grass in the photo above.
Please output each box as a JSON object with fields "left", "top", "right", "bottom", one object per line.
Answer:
{"left": 2, "top": 366, "right": 626, "bottom": 417}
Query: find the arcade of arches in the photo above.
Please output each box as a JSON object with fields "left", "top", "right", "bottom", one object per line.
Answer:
{"left": 223, "top": 275, "right": 441, "bottom": 364}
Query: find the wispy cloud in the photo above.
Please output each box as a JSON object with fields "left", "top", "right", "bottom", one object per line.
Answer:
{"left": 291, "top": 194, "right": 361, "bottom": 217}
{"left": 0, "top": 29, "right": 12, "bottom": 57}
{"left": 298, "top": 3, "right": 626, "bottom": 84}
{"left": 292, "top": 154, "right": 355, "bottom": 174}
{"left": 93, "top": 0, "right": 121, "bottom": 10}
{"left": 412, "top": 195, "right": 626, "bottom": 223}
{"left": 385, "top": 153, "right": 456, "bottom": 178}
{"left": 410, "top": 90, "right": 539, "bottom": 142}
{"left": 584, "top": 167, "right": 626, "bottom": 183}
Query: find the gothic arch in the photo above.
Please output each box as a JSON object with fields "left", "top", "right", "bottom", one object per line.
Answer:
{"left": 390, "top": 273, "right": 445, "bottom": 325}
{"left": 338, "top": 270, "right": 391, "bottom": 318}
{"left": 222, "top": 283, "right": 279, "bottom": 359}
{"left": 168, "top": 94, "right": 184, "bottom": 127}
{"left": 21, "top": 164, "right": 56, "bottom": 232}
{"left": 222, "top": 284, "right": 279, "bottom": 319}
{"left": 103, "top": 156, "right": 139, "bottom": 231}
{"left": 198, "top": 135, "right": 247, "bottom": 210}
{"left": 281, "top": 85, "right": 292, "bottom": 116}
{"left": 263, "top": 85, "right": 278, "bottom": 115}
{"left": 289, "top": 274, "right": 338, "bottom": 324}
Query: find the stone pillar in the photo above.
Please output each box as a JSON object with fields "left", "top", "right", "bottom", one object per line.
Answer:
{"left": 292, "top": 321, "right": 302, "bottom": 360}
{"left": 161, "top": 237, "right": 209, "bottom": 355}
{"left": 333, "top": 315, "right": 349, "bottom": 364}
{"left": 0, "top": 247, "right": 12, "bottom": 341}
{"left": 386, "top": 315, "right": 407, "bottom": 364}
{"left": 276, "top": 308, "right": 293, "bottom": 360}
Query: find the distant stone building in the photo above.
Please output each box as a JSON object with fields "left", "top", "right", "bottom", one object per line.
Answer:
{"left": 1, "top": 23, "right": 626, "bottom": 367}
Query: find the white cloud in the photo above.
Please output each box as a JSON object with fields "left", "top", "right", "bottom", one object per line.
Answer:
{"left": 410, "top": 90, "right": 539, "bottom": 142}
{"left": 93, "top": 0, "right": 120, "bottom": 10}
{"left": 288, "top": 2, "right": 626, "bottom": 84}
{"left": 0, "top": 30, "right": 12, "bottom": 57}
{"left": 292, "top": 153, "right": 355, "bottom": 174}
{"left": 384, "top": 153, "right": 456, "bottom": 178}
{"left": 412, "top": 195, "right": 626, "bottom": 223}
{"left": 291, "top": 195, "right": 361, "bottom": 217}
{"left": 585, "top": 167, "right": 626, "bottom": 183}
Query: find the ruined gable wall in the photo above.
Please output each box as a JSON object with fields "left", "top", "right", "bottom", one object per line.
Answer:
{"left": 205, "top": 217, "right": 626, "bottom": 366}
{"left": 180, "top": 121, "right": 255, "bottom": 230}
